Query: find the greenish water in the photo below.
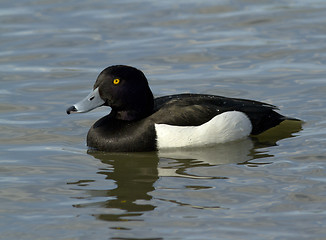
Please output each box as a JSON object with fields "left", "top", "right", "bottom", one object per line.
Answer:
{"left": 1, "top": 0, "right": 326, "bottom": 239}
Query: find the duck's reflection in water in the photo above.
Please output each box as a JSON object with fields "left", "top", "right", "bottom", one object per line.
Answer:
{"left": 82, "top": 151, "right": 159, "bottom": 222}
{"left": 72, "top": 120, "right": 302, "bottom": 222}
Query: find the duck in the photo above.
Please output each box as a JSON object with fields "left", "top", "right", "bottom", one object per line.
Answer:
{"left": 66, "top": 65, "right": 298, "bottom": 152}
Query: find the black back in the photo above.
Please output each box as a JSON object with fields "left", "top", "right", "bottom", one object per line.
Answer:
{"left": 151, "top": 93, "right": 285, "bottom": 135}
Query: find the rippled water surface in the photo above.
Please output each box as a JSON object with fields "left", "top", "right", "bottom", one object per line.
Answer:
{"left": 1, "top": 0, "right": 326, "bottom": 239}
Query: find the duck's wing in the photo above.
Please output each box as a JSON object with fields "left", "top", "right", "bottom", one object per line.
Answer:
{"left": 152, "top": 94, "right": 286, "bottom": 135}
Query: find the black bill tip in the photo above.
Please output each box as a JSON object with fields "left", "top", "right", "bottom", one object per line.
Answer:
{"left": 66, "top": 106, "right": 77, "bottom": 115}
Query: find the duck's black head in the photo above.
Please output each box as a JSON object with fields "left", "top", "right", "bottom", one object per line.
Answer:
{"left": 67, "top": 65, "right": 154, "bottom": 121}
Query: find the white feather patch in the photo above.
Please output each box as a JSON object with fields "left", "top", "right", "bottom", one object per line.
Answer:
{"left": 155, "top": 111, "right": 252, "bottom": 149}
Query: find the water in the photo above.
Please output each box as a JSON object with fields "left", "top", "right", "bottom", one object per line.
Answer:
{"left": 1, "top": 0, "right": 326, "bottom": 239}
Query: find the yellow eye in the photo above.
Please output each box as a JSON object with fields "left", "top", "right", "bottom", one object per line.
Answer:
{"left": 113, "top": 78, "right": 120, "bottom": 85}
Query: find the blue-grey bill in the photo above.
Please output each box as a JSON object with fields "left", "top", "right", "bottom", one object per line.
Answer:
{"left": 66, "top": 87, "right": 105, "bottom": 114}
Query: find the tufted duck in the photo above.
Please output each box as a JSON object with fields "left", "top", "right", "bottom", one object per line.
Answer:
{"left": 67, "top": 65, "right": 298, "bottom": 152}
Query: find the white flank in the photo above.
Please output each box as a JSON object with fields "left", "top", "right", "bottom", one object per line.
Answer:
{"left": 155, "top": 111, "right": 252, "bottom": 149}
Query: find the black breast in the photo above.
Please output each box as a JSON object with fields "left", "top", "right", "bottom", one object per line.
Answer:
{"left": 87, "top": 115, "right": 157, "bottom": 152}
